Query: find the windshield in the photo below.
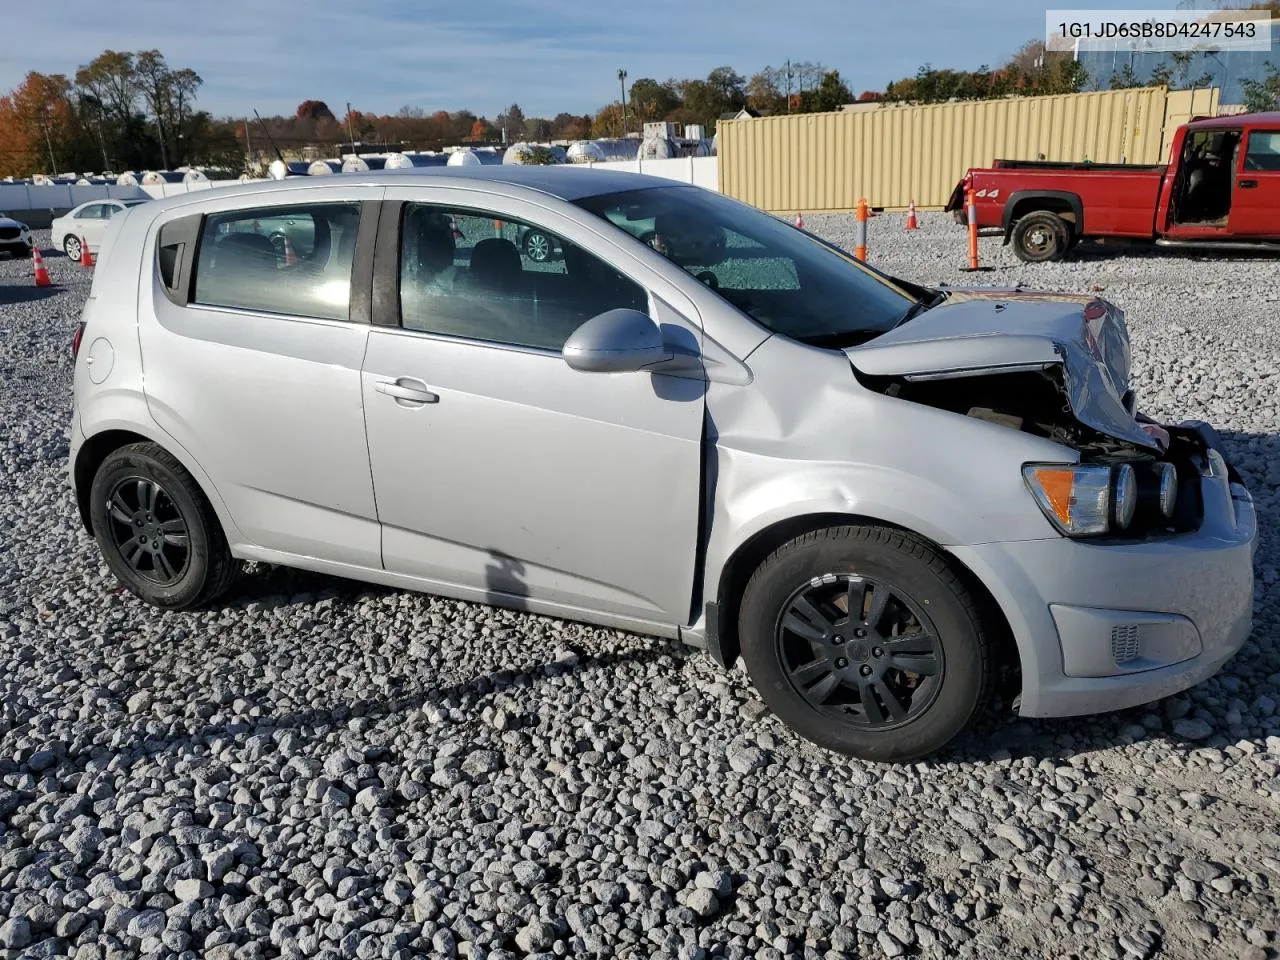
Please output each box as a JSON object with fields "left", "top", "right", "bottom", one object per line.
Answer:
{"left": 573, "top": 185, "right": 916, "bottom": 345}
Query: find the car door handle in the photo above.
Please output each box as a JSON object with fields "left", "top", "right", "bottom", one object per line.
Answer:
{"left": 375, "top": 377, "right": 438, "bottom": 404}
{"left": 1238, "top": 179, "right": 1257, "bottom": 189}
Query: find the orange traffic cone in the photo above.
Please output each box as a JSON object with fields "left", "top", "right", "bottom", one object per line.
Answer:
{"left": 905, "top": 200, "right": 918, "bottom": 230}
{"left": 794, "top": 211, "right": 805, "bottom": 229}
{"left": 79, "top": 235, "right": 95, "bottom": 268}
{"left": 32, "top": 246, "right": 52, "bottom": 287}
{"left": 282, "top": 236, "right": 297, "bottom": 266}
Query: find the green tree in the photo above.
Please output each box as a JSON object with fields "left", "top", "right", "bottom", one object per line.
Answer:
{"left": 628, "top": 78, "right": 681, "bottom": 123}
{"left": 1109, "top": 63, "right": 1143, "bottom": 90}
{"left": 706, "top": 66, "right": 746, "bottom": 109}
{"left": 1241, "top": 62, "right": 1280, "bottom": 112}
{"left": 802, "top": 69, "right": 854, "bottom": 112}
{"left": 745, "top": 69, "right": 785, "bottom": 114}
{"left": 496, "top": 103, "right": 525, "bottom": 141}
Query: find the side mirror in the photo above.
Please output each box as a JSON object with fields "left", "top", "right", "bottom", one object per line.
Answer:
{"left": 562, "top": 308, "right": 672, "bottom": 373}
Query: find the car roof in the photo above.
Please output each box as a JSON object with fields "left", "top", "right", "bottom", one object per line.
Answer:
{"left": 144, "top": 166, "right": 684, "bottom": 216}
{"left": 1188, "top": 111, "right": 1280, "bottom": 130}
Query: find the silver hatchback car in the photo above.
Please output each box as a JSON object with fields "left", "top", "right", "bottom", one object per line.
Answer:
{"left": 69, "top": 168, "right": 1257, "bottom": 761}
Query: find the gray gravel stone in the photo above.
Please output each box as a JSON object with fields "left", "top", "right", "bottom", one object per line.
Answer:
{"left": 0, "top": 917, "right": 32, "bottom": 950}
{"left": 686, "top": 888, "right": 720, "bottom": 918}
{"left": 1174, "top": 718, "right": 1214, "bottom": 740}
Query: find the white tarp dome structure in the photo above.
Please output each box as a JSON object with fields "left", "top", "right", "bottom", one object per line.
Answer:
{"left": 269, "top": 159, "right": 289, "bottom": 180}
{"left": 117, "top": 172, "right": 140, "bottom": 186}
{"left": 447, "top": 149, "right": 482, "bottom": 167}
{"left": 182, "top": 168, "right": 209, "bottom": 184}
{"left": 387, "top": 152, "right": 449, "bottom": 169}
{"left": 76, "top": 178, "right": 92, "bottom": 186}
{"left": 502, "top": 142, "right": 535, "bottom": 165}
{"left": 593, "top": 138, "right": 641, "bottom": 161}
{"left": 639, "top": 137, "right": 677, "bottom": 160}
{"left": 307, "top": 160, "right": 339, "bottom": 176}
{"left": 31, "top": 174, "right": 52, "bottom": 186}
{"left": 342, "top": 155, "right": 387, "bottom": 173}
{"left": 566, "top": 141, "right": 605, "bottom": 163}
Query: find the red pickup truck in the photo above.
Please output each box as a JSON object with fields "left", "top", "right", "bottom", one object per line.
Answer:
{"left": 945, "top": 111, "right": 1280, "bottom": 262}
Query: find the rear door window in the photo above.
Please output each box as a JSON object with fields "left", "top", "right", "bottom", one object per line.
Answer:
{"left": 1244, "top": 131, "right": 1280, "bottom": 172}
{"left": 192, "top": 203, "right": 362, "bottom": 321}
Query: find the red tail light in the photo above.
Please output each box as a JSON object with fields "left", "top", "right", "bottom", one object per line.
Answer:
{"left": 71, "top": 321, "right": 86, "bottom": 361}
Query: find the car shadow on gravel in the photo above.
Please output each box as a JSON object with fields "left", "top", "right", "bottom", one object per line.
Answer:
{"left": 52, "top": 645, "right": 667, "bottom": 771}
{"left": 0, "top": 286, "right": 60, "bottom": 305}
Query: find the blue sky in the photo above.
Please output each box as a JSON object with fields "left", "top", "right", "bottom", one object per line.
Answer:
{"left": 5, "top": 0, "right": 1186, "bottom": 119}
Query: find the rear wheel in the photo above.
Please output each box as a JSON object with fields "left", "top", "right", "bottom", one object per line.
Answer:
{"left": 523, "top": 230, "right": 553, "bottom": 262}
{"left": 1011, "top": 211, "right": 1070, "bottom": 263}
{"left": 63, "top": 235, "right": 82, "bottom": 262}
{"left": 89, "top": 443, "right": 240, "bottom": 610}
{"left": 738, "top": 525, "right": 992, "bottom": 762}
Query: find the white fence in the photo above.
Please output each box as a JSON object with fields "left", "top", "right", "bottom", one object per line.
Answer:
{"left": 577, "top": 156, "right": 719, "bottom": 191}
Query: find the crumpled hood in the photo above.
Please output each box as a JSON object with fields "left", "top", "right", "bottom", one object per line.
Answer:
{"left": 846, "top": 288, "right": 1159, "bottom": 450}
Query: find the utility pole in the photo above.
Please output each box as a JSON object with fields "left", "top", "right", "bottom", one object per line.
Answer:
{"left": 244, "top": 118, "right": 252, "bottom": 174}
{"left": 42, "top": 104, "right": 58, "bottom": 175}
{"left": 618, "top": 68, "right": 628, "bottom": 135}
{"left": 785, "top": 59, "right": 793, "bottom": 114}
{"left": 346, "top": 101, "right": 357, "bottom": 156}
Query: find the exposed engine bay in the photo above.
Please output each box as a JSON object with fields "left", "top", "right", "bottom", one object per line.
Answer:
{"left": 853, "top": 364, "right": 1212, "bottom": 537}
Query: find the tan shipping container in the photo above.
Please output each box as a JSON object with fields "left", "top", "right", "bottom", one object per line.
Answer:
{"left": 718, "top": 86, "right": 1221, "bottom": 213}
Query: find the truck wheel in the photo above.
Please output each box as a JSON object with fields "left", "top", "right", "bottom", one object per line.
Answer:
{"left": 89, "top": 442, "right": 241, "bottom": 610}
{"left": 1012, "top": 212, "right": 1070, "bottom": 263}
{"left": 737, "top": 525, "right": 992, "bottom": 763}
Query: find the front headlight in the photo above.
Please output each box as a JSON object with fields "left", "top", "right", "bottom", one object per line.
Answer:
{"left": 1022, "top": 463, "right": 1136, "bottom": 538}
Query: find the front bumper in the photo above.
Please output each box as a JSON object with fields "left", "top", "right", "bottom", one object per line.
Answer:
{"left": 952, "top": 427, "right": 1257, "bottom": 719}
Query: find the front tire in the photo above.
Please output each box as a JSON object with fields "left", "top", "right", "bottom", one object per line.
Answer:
{"left": 1011, "top": 212, "right": 1070, "bottom": 263}
{"left": 89, "top": 442, "right": 240, "bottom": 610}
{"left": 738, "top": 525, "right": 992, "bottom": 762}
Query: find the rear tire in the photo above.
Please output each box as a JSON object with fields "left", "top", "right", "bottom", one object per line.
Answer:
{"left": 738, "top": 525, "right": 992, "bottom": 762}
{"left": 1011, "top": 212, "right": 1070, "bottom": 263}
{"left": 89, "top": 442, "right": 240, "bottom": 610}
{"left": 63, "top": 236, "right": 82, "bottom": 262}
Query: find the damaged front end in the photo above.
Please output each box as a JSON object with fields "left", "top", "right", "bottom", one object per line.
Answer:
{"left": 847, "top": 290, "right": 1220, "bottom": 538}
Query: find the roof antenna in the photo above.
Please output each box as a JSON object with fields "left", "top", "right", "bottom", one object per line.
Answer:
{"left": 253, "top": 109, "right": 286, "bottom": 164}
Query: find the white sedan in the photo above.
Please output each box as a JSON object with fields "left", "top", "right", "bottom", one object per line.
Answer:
{"left": 51, "top": 199, "right": 149, "bottom": 260}
{"left": 0, "top": 212, "right": 34, "bottom": 258}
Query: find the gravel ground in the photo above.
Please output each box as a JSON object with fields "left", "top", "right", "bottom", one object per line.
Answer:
{"left": 2, "top": 220, "right": 1279, "bottom": 960}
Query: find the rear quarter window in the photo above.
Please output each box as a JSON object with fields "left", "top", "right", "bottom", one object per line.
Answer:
{"left": 191, "top": 203, "right": 362, "bottom": 321}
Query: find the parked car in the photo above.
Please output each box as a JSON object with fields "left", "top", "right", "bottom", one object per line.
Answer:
{"left": 69, "top": 167, "right": 1256, "bottom": 762}
{"left": 946, "top": 110, "right": 1280, "bottom": 262}
{"left": 515, "top": 210, "right": 726, "bottom": 266}
{"left": 0, "top": 211, "right": 34, "bottom": 258}
{"left": 51, "top": 198, "right": 149, "bottom": 260}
